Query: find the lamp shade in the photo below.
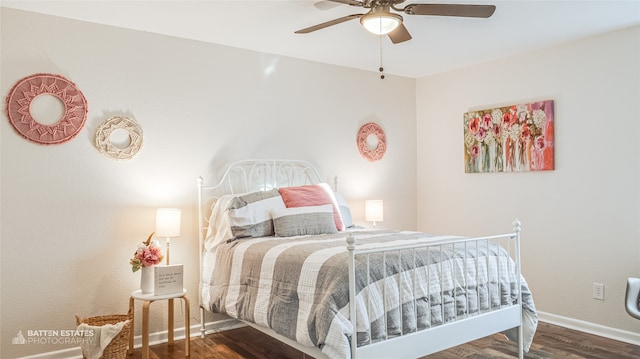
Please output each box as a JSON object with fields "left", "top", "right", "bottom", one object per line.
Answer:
{"left": 361, "top": 12, "right": 402, "bottom": 35}
{"left": 155, "top": 208, "right": 181, "bottom": 238}
{"left": 365, "top": 200, "right": 384, "bottom": 222}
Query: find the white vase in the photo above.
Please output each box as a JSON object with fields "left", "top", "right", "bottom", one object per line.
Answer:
{"left": 140, "top": 266, "right": 154, "bottom": 294}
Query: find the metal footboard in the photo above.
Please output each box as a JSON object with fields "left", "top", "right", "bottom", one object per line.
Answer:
{"left": 347, "top": 220, "right": 523, "bottom": 359}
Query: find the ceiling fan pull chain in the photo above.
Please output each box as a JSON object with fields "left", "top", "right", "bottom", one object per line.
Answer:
{"left": 379, "top": 34, "right": 385, "bottom": 80}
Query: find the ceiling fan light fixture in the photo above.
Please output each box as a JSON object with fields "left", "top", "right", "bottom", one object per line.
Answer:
{"left": 360, "top": 12, "right": 402, "bottom": 35}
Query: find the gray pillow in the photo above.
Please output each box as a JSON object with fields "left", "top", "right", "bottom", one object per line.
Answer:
{"left": 227, "top": 189, "right": 285, "bottom": 239}
{"left": 271, "top": 204, "right": 338, "bottom": 237}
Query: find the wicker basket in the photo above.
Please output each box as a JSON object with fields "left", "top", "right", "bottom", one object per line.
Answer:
{"left": 75, "top": 312, "right": 132, "bottom": 359}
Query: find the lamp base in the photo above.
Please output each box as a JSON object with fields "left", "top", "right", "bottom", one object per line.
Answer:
{"left": 165, "top": 237, "right": 171, "bottom": 265}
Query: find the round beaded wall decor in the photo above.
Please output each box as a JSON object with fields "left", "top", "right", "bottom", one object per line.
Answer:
{"left": 95, "top": 116, "right": 143, "bottom": 160}
{"left": 5, "top": 73, "right": 88, "bottom": 145}
{"left": 357, "top": 122, "right": 387, "bottom": 162}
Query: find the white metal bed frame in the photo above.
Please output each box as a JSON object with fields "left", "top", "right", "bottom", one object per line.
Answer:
{"left": 197, "top": 159, "right": 524, "bottom": 359}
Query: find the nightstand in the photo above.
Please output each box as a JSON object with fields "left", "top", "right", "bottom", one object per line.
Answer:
{"left": 127, "top": 289, "right": 190, "bottom": 358}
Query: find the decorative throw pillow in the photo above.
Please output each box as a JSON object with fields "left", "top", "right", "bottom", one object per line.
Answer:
{"left": 278, "top": 183, "right": 345, "bottom": 231}
{"left": 271, "top": 205, "right": 338, "bottom": 237}
{"left": 227, "top": 189, "right": 285, "bottom": 239}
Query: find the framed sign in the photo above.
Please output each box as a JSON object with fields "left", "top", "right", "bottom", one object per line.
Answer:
{"left": 154, "top": 264, "right": 183, "bottom": 296}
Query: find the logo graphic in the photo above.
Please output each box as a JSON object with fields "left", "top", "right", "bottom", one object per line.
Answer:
{"left": 12, "top": 331, "right": 26, "bottom": 344}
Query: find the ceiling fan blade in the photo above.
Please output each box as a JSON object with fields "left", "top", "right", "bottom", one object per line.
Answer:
{"left": 325, "top": 0, "right": 365, "bottom": 6}
{"left": 404, "top": 4, "right": 496, "bottom": 18}
{"left": 314, "top": 1, "right": 343, "bottom": 10}
{"left": 295, "top": 14, "right": 363, "bottom": 34}
{"left": 313, "top": 0, "right": 364, "bottom": 10}
{"left": 388, "top": 23, "right": 412, "bottom": 44}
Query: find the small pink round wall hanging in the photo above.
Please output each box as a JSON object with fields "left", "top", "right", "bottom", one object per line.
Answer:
{"left": 357, "top": 122, "right": 387, "bottom": 162}
{"left": 5, "top": 73, "right": 88, "bottom": 145}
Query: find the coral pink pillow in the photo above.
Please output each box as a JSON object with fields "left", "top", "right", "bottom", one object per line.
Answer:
{"left": 278, "top": 183, "right": 345, "bottom": 231}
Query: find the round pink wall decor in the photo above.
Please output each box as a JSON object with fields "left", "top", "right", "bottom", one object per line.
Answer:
{"left": 5, "top": 73, "right": 88, "bottom": 145}
{"left": 357, "top": 122, "right": 387, "bottom": 162}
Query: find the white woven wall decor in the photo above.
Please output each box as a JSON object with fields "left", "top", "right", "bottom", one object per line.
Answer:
{"left": 95, "top": 116, "right": 143, "bottom": 160}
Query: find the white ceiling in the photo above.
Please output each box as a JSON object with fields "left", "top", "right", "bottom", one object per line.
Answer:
{"left": 2, "top": 0, "right": 640, "bottom": 78}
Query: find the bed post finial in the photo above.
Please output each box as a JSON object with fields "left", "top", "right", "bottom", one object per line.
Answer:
{"left": 346, "top": 233, "right": 356, "bottom": 250}
{"left": 513, "top": 219, "right": 521, "bottom": 233}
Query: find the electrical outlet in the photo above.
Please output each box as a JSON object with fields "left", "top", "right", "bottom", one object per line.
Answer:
{"left": 593, "top": 282, "right": 605, "bottom": 300}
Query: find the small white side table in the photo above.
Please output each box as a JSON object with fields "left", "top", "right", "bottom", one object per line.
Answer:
{"left": 127, "top": 289, "right": 190, "bottom": 358}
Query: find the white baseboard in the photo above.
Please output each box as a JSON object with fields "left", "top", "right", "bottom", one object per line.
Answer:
{"left": 538, "top": 311, "right": 640, "bottom": 346}
{"left": 15, "top": 319, "right": 243, "bottom": 359}
{"left": 17, "top": 314, "right": 639, "bottom": 358}
{"left": 15, "top": 347, "right": 81, "bottom": 359}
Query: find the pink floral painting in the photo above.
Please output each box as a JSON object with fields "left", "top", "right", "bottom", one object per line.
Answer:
{"left": 464, "top": 100, "right": 554, "bottom": 173}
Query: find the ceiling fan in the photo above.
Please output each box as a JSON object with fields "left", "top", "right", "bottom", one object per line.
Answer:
{"left": 295, "top": 0, "right": 496, "bottom": 44}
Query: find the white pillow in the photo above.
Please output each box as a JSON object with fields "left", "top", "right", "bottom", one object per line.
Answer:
{"left": 203, "top": 194, "right": 237, "bottom": 250}
{"left": 334, "top": 192, "right": 353, "bottom": 228}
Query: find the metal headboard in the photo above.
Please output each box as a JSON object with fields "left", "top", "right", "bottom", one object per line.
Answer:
{"left": 197, "top": 159, "right": 322, "bottom": 257}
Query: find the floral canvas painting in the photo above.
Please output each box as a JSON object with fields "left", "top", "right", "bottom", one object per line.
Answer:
{"left": 464, "top": 100, "right": 554, "bottom": 173}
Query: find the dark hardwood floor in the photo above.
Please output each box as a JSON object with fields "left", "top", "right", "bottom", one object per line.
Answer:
{"left": 128, "top": 322, "right": 640, "bottom": 359}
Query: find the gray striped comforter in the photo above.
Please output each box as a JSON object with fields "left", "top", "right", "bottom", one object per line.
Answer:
{"left": 200, "top": 230, "right": 537, "bottom": 358}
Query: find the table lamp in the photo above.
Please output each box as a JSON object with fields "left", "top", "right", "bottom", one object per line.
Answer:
{"left": 155, "top": 208, "right": 181, "bottom": 265}
{"left": 365, "top": 200, "right": 384, "bottom": 228}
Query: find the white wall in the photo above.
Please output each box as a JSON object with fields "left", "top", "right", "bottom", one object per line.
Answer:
{"left": 417, "top": 26, "right": 640, "bottom": 337}
{"left": 0, "top": 8, "right": 416, "bottom": 358}
{"left": 4, "top": 6, "right": 638, "bottom": 358}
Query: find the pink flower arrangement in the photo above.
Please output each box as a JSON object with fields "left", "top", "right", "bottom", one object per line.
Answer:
{"left": 130, "top": 232, "right": 164, "bottom": 272}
